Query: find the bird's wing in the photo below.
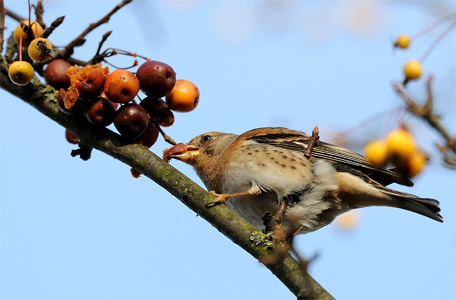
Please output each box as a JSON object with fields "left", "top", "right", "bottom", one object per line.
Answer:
{"left": 244, "top": 127, "right": 413, "bottom": 187}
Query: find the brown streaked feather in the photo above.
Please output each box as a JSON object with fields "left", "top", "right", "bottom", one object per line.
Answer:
{"left": 246, "top": 127, "right": 414, "bottom": 187}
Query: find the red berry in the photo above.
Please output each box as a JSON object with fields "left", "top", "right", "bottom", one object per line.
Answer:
{"left": 136, "top": 60, "right": 176, "bottom": 97}
{"left": 130, "top": 168, "right": 141, "bottom": 178}
{"left": 44, "top": 59, "right": 72, "bottom": 89}
{"left": 84, "top": 97, "right": 116, "bottom": 127}
{"left": 56, "top": 88, "right": 84, "bottom": 115}
{"left": 137, "top": 124, "right": 159, "bottom": 148}
{"left": 140, "top": 97, "right": 174, "bottom": 126}
{"left": 67, "top": 64, "right": 109, "bottom": 99}
{"left": 65, "top": 129, "right": 80, "bottom": 144}
{"left": 114, "top": 104, "right": 149, "bottom": 140}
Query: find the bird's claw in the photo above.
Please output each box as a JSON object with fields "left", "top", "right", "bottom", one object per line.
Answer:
{"left": 205, "top": 191, "right": 227, "bottom": 208}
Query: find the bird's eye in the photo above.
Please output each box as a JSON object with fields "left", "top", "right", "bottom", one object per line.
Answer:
{"left": 201, "top": 135, "right": 212, "bottom": 142}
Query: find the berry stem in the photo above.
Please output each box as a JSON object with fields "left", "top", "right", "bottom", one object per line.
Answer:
{"left": 156, "top": 124, "right": 176, "bottom": 145}
{"left": 34, "top": 20, "right": 38, "bottom": 39}
{"left": 334, "top": 106, "right": 405, "bottom": 142}
{"left": 419, "top": 21, "right": 456, "bottom": 63}
{"left": 19, "top": 23, "right": 24, "bottom": 61}
{"left": 410, "top": 13, "right": 456, "bottom": 40}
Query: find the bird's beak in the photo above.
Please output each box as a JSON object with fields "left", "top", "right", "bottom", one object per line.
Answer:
{"left": 163, "top": 143, "right": 200, "bottom": 164}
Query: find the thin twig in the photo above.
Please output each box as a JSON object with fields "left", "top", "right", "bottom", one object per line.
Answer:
{"left": 34, "top": 0, "right": 45, "bottom": 29}
{"left": 393, "top": 77, "right": 456, "bottom": 166}
{"left": 393, "top": 78, "right": 455, "bottom": 152}
{"left": 95, "top": 31, "right": 112, "bottom": 56}
{"left": 436, "top": 143, "right": 456, "bottom": 168}
{"left": 420, "top": 21, "right": 456, "bottom": 63}
{"left": 54, "top": 0, "right": 132, "bottom": 60}
{"left": 0, "top": 0, "right": 5, "bottom": 55}
{"left": 5, "top": 8, "right": 24, "bottom": 22}
{"left": 157, "top": 124, "right": 176, "bottom": 145}
{"left": 334, "top": 105, "right": 405, "bottom": 143}
{"left": 41, "top": 16, "right": 65, "bottom": 39}
{"left": 411, "top": 13, "right": 456, "bottom": 40}
{"left": 305, "top": 126, "right": 320, "bottom": 158}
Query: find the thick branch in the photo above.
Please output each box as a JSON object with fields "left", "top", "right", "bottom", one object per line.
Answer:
{"left": 0, "top": 58, "right": 334, "bottom": 300}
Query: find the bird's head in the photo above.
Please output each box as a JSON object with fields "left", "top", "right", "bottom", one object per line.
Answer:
{"left": 163, "top": 131, "right": 237, "bottom": 166}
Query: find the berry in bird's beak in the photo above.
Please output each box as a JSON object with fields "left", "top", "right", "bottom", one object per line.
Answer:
{"left": 163, "top": 143, "right": 200, "bottom": 163}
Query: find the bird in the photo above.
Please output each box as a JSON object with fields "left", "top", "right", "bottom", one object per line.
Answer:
{"left": 164, "top": 127, "right": 443, "bottom": 234}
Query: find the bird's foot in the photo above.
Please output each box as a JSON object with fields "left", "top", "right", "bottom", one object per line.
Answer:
{"left": 205, "top": 191, "right": 228, "bottom": 208}
{"left": 205, "top": 186, "right": 262, "bottom": 208}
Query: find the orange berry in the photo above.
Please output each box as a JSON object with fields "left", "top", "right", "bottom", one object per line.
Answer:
{"left": 8, "top": 61, "right": 34, "bottom": 86}
{"left": 386, "top": 129, "right": 416, "bottom": 161}
{"left": 403, "top": 60, "right": 422, "bottom": 81}
{"left": 405, "top": 151, "right": 427, "bottom": 177}
{"left": 28, "top": 38, "right": 53, "bottom": 63}
{"left": 104, "top": 69, "right": 140, "bottom": 103}
{"left": 395, "top": 35, "right": 410, "bottom": 49}
{"left": 13, "top": 20, "right": 43, "bottom": 45}
{"left": 166, "top": 79, "right": 200, "bottom": 112}
{"left": 364, "top": 140, "right": 388, "bottom": 167}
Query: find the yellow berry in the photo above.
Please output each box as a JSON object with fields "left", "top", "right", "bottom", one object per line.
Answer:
{"left": 386, "top": 129, "right": 416, "bottom": 161}
{"left": 395, "top": 35, "right": 410, "bottom": 49}
{"left": 13, "top": 20, "right": 43, "bottom": 46}
{"left": 8, "top": 61, "right": 35, "bottom": 86}
{"left": 28, "top": 38, "right": 53, "bottom": 63}
{"left": 403, "top": 60, "right": 422, "bottom": 80}
{"left": 364, "top": 140, "right": 389, "bottom": 167}
{"left": 406, "top": 151, "right": 427, "bottom": 177}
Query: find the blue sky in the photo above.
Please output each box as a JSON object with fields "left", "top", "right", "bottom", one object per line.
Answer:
{"left": 1, "top": 1, "right": 455, "bottom": 299}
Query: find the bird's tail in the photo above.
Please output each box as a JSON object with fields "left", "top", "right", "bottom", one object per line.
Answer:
{"left": 376, "top": 186, "right": 443, "bottom": 222}
{"left": 337, "top": 173, "right": 443, "bottom": 222}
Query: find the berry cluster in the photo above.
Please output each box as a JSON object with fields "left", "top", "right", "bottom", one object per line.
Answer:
{"left": 8, "top": 20, "right": 53, "bottom": 86}
{"left": 52, "top": 60, "right": 199, "bottom": 149}
{"left": 364, "top": 128, "right": 427, "bottom": 177}
{"left": 6, "top": 11, "right": 200, "bottom": 177}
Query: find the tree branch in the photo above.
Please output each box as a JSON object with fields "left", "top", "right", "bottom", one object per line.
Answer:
{"left": 0, "top": 57, "right": 334, "bottom": 300}
{"left": 53, "top": 0, "right": 133, "bottom": 60}
{"left": 393, "top": 77, "right": 456, "bottom": 167}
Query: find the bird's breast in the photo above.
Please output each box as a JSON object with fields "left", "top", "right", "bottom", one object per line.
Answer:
{"left": 220, "top": 143, "right": 314, "bottom": 197}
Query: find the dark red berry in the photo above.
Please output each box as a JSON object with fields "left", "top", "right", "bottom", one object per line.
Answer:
{"left": 114, "top": 104, "right": 149, "bottom": 140}
{"left": 136, "top": 60, "right": 176, "bottom": 97}
{"left": 56, "top": 88, "right": 84, "bottom": 115}
{"left": 44, "top": 59, "right": 72, "bottom": 89}
{"left": 140, "top": 97, "right": 174, "bottom": 127}
{"left": 137, "top": 124, "right": 159, "bottom": 148}
{"left": 84, "top": 97, "right": 115, "bottom": 127}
